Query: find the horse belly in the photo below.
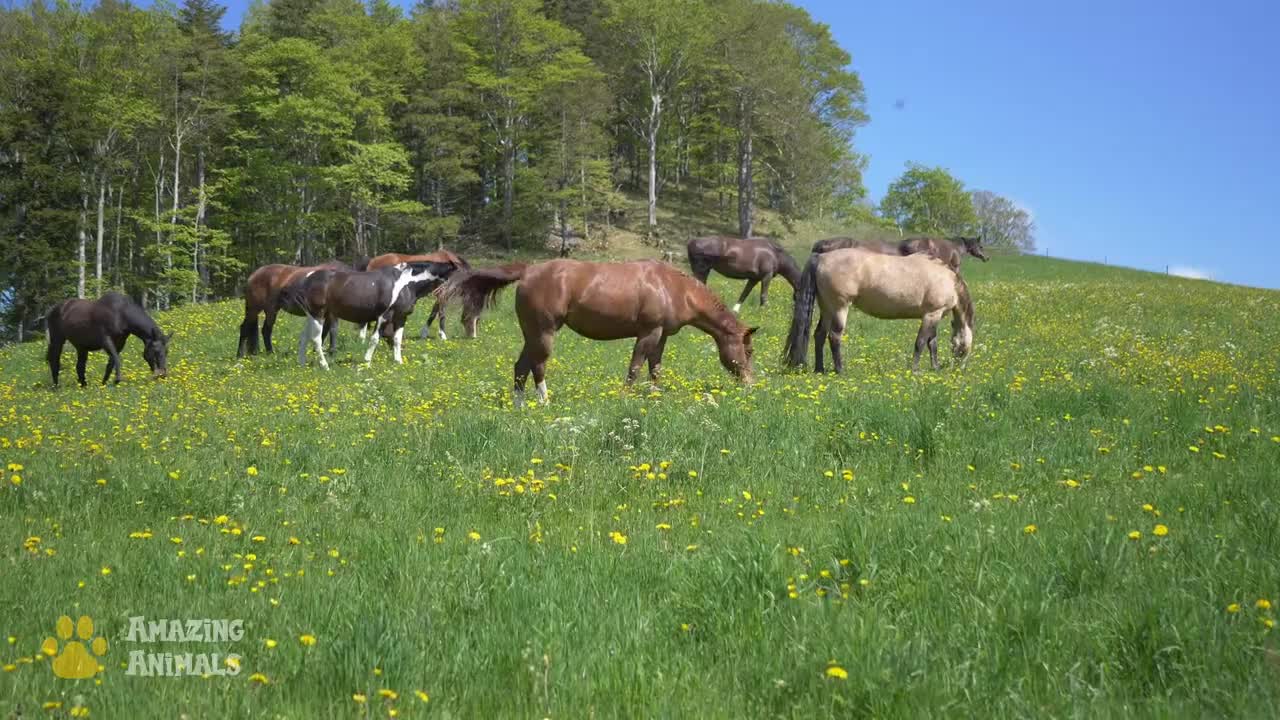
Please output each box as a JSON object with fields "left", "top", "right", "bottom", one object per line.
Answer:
{"left": 851, "top": 287, "right": 927, "bottom": 320}
{"left": 563, "top": 305, "right": 642, "bottom": 340}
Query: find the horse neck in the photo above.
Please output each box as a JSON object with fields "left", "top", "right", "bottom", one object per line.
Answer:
{"left": 777, "top": 253, "right": 802, "bottom": 287}
{"left": 688, "top": 287, "right": 741, "bottom": 344}
{"left": 125, "top": 306, "right": 159, "bottom": 340}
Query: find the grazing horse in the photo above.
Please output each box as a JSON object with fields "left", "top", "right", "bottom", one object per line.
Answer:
{"left": 686, "top": 236, "right": 802, "bottom": 312}
{"left": 783, "top": 248, "right": 974, "bottom": 373}
{"left": 810, "top": 235, "right": 989, "bottom": 272}
{"left": 442, "top": 259, "right": 757, "bottom": 406}
{"left": 237, "top": 261, "right": 350, "bottom": 357}
{"left": 365, "top": 250, "right": 478, "bottom": 340}
{"left": 45, "top": 292, "right": 172, "bottom": 387}
{"left": 283, "top": 262, "right": 457, "bottom": 369}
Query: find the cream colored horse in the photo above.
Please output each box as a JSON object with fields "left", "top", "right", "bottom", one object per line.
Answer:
{"left": 783, "top": 247, "right": 974, "bottom": 373}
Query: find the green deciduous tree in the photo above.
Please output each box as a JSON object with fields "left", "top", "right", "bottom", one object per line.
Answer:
{"left": 972, "top": 189, "right": 1035, "bottom": 251}
{"left": 880, "top": 163, "right": 977, "bottom": 236}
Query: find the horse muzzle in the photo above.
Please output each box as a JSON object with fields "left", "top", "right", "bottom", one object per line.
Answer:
{"left": 152, "top": 369, "right": 168, "bottom": 379}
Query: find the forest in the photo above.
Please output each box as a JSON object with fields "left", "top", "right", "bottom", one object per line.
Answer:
{"left": 0, "top": 0, "right": 875, "bottom": 339}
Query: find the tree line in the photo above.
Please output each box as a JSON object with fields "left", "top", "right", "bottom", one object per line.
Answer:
{"left": 0, "top": 0, "right": 1034, "bottom": 343}
{"left": 0, "top": 0, "right": 872, "bottom": 339}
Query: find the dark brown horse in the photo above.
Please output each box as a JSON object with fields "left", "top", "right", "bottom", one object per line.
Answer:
{"left": 283, "top": 262, "right": 457, "bottom": 368}
{"left": 442, "top": 260, "right": 757, "bottom": 405}
{"left": 237, "top": 261, "right": 353, "bottom": 357}
{"left": 810, "top": 235, "right": 989, "bottom": 272}
{"left": 686, "top": 236, "right": 802, "bottom": 312}
{"left": 45, "top": 292, "right": 171, "bottom": 387}
{"left": 365, "top": 250, "right": 477, "bottom": 339}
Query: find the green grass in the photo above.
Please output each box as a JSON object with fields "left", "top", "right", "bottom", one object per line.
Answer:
{"left": 2, "top": 254, "right": 1280, "bottom": 718}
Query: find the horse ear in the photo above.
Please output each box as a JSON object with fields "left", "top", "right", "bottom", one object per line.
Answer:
{"left": 746, "top": 326, "right": 760, "bottom": 337}
{"left": 165, "top": 331, "right": 175, "bottom": 342}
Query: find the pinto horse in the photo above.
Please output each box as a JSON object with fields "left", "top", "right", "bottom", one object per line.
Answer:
{"left": 442, "top": 259, "right": 757, "bottom": 406}
{"left": 810, "top": 235, "right": 989, "bottom": 272}
{"left": 237, "top": 261, "right": 354, "bottom": 357}
{"left": 365, "top": 250, "right": 478, "bottom": 339}
{"left": 283, "top": 262, "right": 457, "bottom": 369}
{"left": 783, "top": 247, "right": 974, "bottom": 373}
{"left": 686, "top": 236, "right": 802, "bottom": 312}
{"left": 45, "top": 292, "right": 172, "bottom": 387}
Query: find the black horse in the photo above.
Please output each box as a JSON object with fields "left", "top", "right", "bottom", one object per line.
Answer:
{"left": 686, "top": 235, "right": 802, "bottom": 312}
{"left": 45, "top": 292, "right": 172, "bottom": 387}
{"left": 281, "top": 261, "right": 458, "bottom": 368}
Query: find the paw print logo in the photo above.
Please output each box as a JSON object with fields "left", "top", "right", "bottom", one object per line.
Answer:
{"left": 42, "top": 615, "right": 107, "bottom": 679}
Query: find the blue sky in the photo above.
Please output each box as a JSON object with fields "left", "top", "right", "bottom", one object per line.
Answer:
{"left": 209, "top": 0, "right": 1279, "bottom": 288}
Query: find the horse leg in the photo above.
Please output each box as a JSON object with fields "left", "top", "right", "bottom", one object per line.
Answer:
{"left": 648, "top": 334, "right": 670, "bottom": 384}
{"left": 312, "top": 317, "right": 330, "bottom": 370}
{"left": 924, "top": 310, "right": 943, "bottom": 370}
{"left": 733, "top": 279, "right": 758, "bottom": 314}
{"left": 392, "top": 323, "right": 406, "bottom": 364}
{"left": 363, "top": 316, "right": 386, "bottom": 364}
{"left": 626, "top": 329, "right": 662, "bottom": 385}
{"left": 463, "top": 308, "right": 479, "bottom": 339}
{"left": 532, "top": 357, "right": 550, "bottom": 404}
{"left": 828, "top": 307, "right": 849, "bottom": 374}
{"left": 47, "top": 337, "right": 65, "bottom": 388}
{"left": 262, "top": 307, "right": 278, "bottom": 354}
{"left": 238, "top": 310, "right": 259, "bottom": 358}
{"left": 422, "top": 301, "right": 446, "bottom": 340}
{"left": 297, "top": 317, "right": 313, "bottom": 367}
{"left": 513, "top": 346, "right": 533, "bottom": 407}
{"left": 813, "top": 311, "right": 829, "bottom": 373}
{"left": 912, "top": 321, "right": 931, "bottom": 373}
{"left": 759, "top": 273, "right": 773, "bottom": 307}
{"left": 514, "top": 334, "right": 552, "bottom": 406}
{"left": 75, "top": 348, "right": 89, "bottom": 387}
{"left": 101, "top": 335, "right": 123, "bottom": 385}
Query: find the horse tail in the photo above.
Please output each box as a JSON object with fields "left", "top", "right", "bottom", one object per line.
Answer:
{"left": 443, "top": 250, "right": 471, "bottom": 270}
{"left": 782, "top": 253, "right": 821, "bottom": 368}
{"left": 351, "top": 256, "right": 371, "bottom": 272}
{"left": 441, "top": 263, "right": 527, "bottom": 319}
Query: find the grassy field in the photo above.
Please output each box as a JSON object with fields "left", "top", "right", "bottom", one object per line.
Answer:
{"left": 2, "top": 253, "right": 1280, "bottom": 718}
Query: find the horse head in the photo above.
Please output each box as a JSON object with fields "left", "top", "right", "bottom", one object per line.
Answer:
{"left": 959, "top": 236, "right": 989, "bottom": 262}
{"left": 144, "top": 330, "right": 174, "bottom": 379}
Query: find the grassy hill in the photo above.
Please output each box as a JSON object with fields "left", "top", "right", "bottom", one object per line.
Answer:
{"left": 2, "top": 250, "right": 1279, "bottom": 717}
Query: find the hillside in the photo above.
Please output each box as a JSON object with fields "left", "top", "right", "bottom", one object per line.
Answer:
{"left": 2, "top": 254, "right": 1279, "bottom": 717}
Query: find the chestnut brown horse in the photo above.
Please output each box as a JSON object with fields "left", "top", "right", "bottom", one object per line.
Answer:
{"left": 810, "top": 235, "right": 989, "bottom": 272}
{"left": 686, "top": 236, "right": 802, "bottom": 312}
{"left": 237, "top": 261, "right": 353, "bottom": 357}
{"left": 784, "top": 248, "right": 974, "bottom": 373}
{"left": 46, "top": 292, "right": 171, "bottom": 387}
{"left": 366, "top": 250, "right": 477, "bottom": 339}
{"left": 442, "top": 260, "right": 757, "bottom": 406}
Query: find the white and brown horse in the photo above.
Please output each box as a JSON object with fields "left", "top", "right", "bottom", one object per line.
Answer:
{"left": 282, "top": 262, "right": 457, "bottom": 368}
{"left": 365, "top": 250, "right": 477, "bottom": 339}
{"left": 442, "top": 259, "right": 757, "bottom": 405}
{"left": 686, "top": 236, "right": 802, "bottom": 312}
{"left": 237, "top": 260, "right": 358, "bottom": 357}
{"left": 783, "top": 248, "right": 974, "bottom": 373}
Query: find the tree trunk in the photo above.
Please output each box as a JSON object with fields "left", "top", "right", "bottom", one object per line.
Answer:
{"left": 166, "top": 131, "right": 182, "bottom": 310}
{"left": 737, "top": 108, "right": 754, "bottom": 239}
{"left": 77, "top": 184, "right": 88, "bottom": 299}
{"left": 194, "top": 149, "right": 207, "bottom": 303}
{"left": 95, "top": 175, "right": 106, "bottom": 294}
{"left": 502, "top": 141, "right": 515, "bottom": 251}
{"left": 647, "top": 92, "right": 661, "bottom": 230}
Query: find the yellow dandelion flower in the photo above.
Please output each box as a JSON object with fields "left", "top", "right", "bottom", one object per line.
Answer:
{"left": 1153, "top": 524, "right": 1169, "bottom": 537}
{"left": 825, "top": 665, "right": 848, "bottom": 680}
{"left": 246, "top": 466, "right": 258, "bottom": 476}
{"left": 468, "top": 531, "right": 481, "bottom": 541}
{"left": 299, "top": 634, "right": 317, "bottom": 646}
{"left": 100, "top": 566, "right": 112, "bottom": 576}
{"left": 1128, "top": 531, "right": 1141, "bottom": 540}
{"left": 1227, "top": 603, "right": 1240, "bottom": 613}
{"left": 264, "top": 639, "right": 277, "bottom": 649}
{"left": 1023, "top": 524, "right": 1038, "bottom": 535}
{"left": 902, "top": 496, "right": 916, "bottom": 504}
{"left": 248, "top": 673, "right": 268, "bottom": 684}
{"left": 1257, "top": 599, "right": 1272, "bottom": 610}
{"left": 378, "top": 689, "right": 398, "bottom": 700}
{"left": 415, "top": 690, "right": 430, "bottom": 703}
{"left": 353, "top": 693, "right": 367, "bottom": 703}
